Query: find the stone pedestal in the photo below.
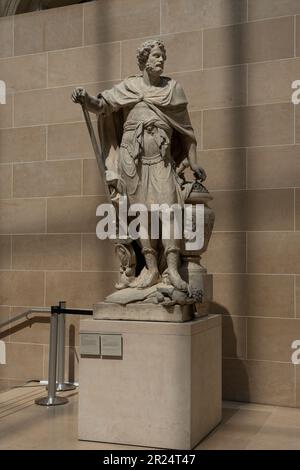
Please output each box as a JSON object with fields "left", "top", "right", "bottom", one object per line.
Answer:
{"left": 94, "top": 301, "right": 195, "bottom": 322}
{"left": 78, "top": 314, "right": 222, "bottom": 450}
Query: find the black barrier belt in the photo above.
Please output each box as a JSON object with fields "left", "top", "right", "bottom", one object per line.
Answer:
{"left": 51, "top": 305, "right": 93, "bottom": 316}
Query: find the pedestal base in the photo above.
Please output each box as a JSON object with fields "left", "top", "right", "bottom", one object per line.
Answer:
{"left": 94, "top": 301, "right": 195, "bottom": 322}
{"left": 78, "top": 315, "right": 222, "bottom": 449}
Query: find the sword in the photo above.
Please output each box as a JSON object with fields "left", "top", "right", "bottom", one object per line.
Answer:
{"left": 80, "top": 103, "right": 111, "bottom": 201}
{"left": 80, "top": 102, "right": 130, "bottom": 242}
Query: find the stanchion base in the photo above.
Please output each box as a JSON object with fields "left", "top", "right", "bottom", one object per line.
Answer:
{"left": 35, "top": 396, "right": 68, "bottom": 406}
{"left": 56, "top": 383, "right": 76, "bottom": 392}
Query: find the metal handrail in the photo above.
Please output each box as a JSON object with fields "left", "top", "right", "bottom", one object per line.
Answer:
{"left": 0, "top": 307, "right": 51, "bottom": 330}
{"left": 0, "top": 305, "right": 93, "bottom": 330}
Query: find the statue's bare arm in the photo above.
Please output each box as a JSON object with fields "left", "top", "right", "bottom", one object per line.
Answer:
{"left": 184, "top": 137, "right": 207, "bottom": 182}
{"left": 173, "top": 82, "right": 207, "bottom": 181}
{"left": 71, "top": 87, "right": 103, "bottom": 114}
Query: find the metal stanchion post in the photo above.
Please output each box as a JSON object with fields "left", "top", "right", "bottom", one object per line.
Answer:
{"left": 56, "top": 301, "right": 76, "bottom": 392}
{"left": 35, "top": 306, "right": 68, "bottom": 406}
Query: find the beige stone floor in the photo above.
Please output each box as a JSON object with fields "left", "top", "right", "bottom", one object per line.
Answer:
{"left": 1, "top": 385, "right": 300, "bottom": 450}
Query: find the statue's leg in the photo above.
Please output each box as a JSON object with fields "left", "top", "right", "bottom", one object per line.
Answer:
{"left": 163, "top": 242, "right": 188, "bottom": 292}
{"left": 129, "top": 211, "right": 160, "bottom": 288}
{"left": 129, "top": 242, "right": 160, "bottom": 288}
{"left": 160, "top": 210, "right": 188, "bottom": 291}
{"left": 114, "top": 241, "right": 136, "bottom": 289}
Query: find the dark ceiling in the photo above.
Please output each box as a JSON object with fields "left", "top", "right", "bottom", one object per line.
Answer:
{"left": 0, "top": 0, "right": 91, "bottom": 16}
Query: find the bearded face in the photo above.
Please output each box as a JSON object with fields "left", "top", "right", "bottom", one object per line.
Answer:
{"left": 145, "top": 45, "right": 165, "bottom": 76}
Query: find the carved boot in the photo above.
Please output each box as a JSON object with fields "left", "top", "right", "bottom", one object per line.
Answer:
{"left": 129, "top": 247, "right": 160, "bottom": 288}
{"left": 166, "top": 247, "right": 188, "bottom": 292}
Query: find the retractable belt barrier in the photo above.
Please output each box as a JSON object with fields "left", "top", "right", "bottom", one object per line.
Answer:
{"left": 34, "top": 301, "right": 93, "bottom": 407}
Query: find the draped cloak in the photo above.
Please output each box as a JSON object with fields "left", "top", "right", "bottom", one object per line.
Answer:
{"left": 97, "top": 75, "right": 197, "bottom": 206}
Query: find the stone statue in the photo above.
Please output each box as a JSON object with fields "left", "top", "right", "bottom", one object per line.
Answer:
{"left": 72, "top": 39, "right": 214, "bottom": 318}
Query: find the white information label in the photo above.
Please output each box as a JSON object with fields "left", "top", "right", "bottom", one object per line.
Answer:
{"left": 101, "top": 335, "right": 122, "bottom": 358}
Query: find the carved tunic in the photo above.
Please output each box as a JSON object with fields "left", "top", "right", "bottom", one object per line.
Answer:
{"left": 97, "top": 76, "right": 196, "bottom": 207}
{"left": 117, "top": 102, "right": 179, "bottom": 206}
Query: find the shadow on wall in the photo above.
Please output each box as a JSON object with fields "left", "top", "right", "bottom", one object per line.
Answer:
{"left": 209, "top": 0, "right": 249, "bottom": 404}
{"left": 68, "top": 324, "right": 77, "bottom": 384}
{"left": 211, "top": 302, "right": 250, "bottom": 403}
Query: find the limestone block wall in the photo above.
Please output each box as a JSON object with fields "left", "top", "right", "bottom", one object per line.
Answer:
{"left": 0, "top": 0, "right": 299, "bottom": 406}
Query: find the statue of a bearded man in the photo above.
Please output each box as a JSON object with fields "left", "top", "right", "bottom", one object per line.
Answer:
{"left": 72, "top": 39, "right": 207, "bottom": 298}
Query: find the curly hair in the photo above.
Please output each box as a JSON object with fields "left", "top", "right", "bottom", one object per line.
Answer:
{"left": 136, "top": 39, "right": 167, "bottom": 71}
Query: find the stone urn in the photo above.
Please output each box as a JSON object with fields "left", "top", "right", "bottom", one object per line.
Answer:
{"left": 179, "top": 181, "right": 215, "bottom": 317}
